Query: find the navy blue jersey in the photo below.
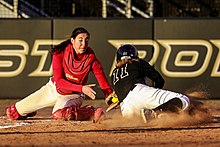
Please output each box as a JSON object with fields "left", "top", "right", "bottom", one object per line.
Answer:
{"left": 111, "top": 59, "right": 165, "bottom": 102}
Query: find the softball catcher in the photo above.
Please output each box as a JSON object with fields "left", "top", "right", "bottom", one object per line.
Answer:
{"left": 108, "top": 44, "right": 190, "bottom": 123}
{"left": 6, "top": 27, "right": 113, "bottom": 123}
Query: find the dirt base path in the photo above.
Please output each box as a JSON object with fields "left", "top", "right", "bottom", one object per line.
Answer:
{"left": 0, "top": 99, "right": 220, "bottom": 146}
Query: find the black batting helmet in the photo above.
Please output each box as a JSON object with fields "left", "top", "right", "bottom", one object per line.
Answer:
{"left": 116, "top": 44, "right": 139, "bottom": 62}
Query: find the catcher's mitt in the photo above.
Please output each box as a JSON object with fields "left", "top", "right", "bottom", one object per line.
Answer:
{"left": 105, "top": 91, "right": 119, "bottom": 112}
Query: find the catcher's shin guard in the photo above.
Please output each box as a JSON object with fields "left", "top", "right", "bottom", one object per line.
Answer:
{"left": 6, "top": 104, "right": 37, "bottom": 120}
{"left": 73, "top": 106, "right": 104, "bottom": 122}
{"left": 51, "top": 107, "right": 73, "bottom": 121}
{"left": 52, "top": 105, "right": 104, "bottom": 122}
{"left": 72, "top": 105, "right": 95, "bottom": 121}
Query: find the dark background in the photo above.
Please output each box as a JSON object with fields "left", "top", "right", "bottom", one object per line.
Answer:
{"left": 0, "top": 19, "right": 220, "bottom": 99}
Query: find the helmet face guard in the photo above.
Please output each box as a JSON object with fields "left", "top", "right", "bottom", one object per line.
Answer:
{"left": 116, "top": 44, "right": 138, "bottom": 62}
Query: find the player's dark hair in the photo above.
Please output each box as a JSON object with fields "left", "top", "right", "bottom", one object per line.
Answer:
{"left": 116, "top": 59, "right": 131, "bottom": 68}
{"left": 50, "top": 27, "right": 90, "bottom": 55}
{"left": 71, "top": 27, "right": 90, "bottom": 39}
{"left": 116, "top": 58, "right": 139, "bottom": 68}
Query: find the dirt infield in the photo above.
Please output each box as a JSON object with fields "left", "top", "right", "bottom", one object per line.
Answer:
{"left": 0, "top": 99, "right": 220, "bottom": 146}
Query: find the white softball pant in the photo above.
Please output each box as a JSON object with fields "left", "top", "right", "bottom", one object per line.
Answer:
{"left": 15, "top": 78, "right": 85, "bottom": 116}
{"left": 120, "top": 83, "right": 190, "bottom": 118}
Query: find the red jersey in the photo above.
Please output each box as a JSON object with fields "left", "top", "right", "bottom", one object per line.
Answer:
{"left": 51, "top": 44, "right": 112, "bottom": 97}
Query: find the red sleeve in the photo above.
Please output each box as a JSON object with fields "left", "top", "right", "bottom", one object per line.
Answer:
{"left": 91, "top": 58, "right": 113, "bottom": 98}
{"left": 52, "top": 53, "right": 82, "bottom": 93}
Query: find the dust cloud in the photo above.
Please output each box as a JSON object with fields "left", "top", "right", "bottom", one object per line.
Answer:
{"left": 103, "top": 88, "right": 212, "bottom": 128}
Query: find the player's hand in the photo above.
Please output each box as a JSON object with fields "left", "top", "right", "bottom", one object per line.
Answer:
{"left": 82, "top": 84, "right": 96, "bottom": 100}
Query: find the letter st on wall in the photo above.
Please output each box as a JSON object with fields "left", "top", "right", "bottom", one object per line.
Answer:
{"left": 0, "top": 39, "right": 220, "bottom": 98}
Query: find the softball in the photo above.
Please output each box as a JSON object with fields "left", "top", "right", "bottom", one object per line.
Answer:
{"left": 111, "top": 97, "right": 118, "bottom": 103}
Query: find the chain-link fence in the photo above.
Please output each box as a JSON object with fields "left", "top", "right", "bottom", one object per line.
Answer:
{"left": 155, "top": 0, "right": 220, "bottom": 17}
{"left": 0, "top": 0, "right": 220, "bottom": 18}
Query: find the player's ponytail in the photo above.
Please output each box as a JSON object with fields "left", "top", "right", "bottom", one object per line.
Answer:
{"left": 50, "top": 39, "right": 71, "bottom": 55}
{"left": 116, "top": 59, "right": 132, "bottom": 68}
